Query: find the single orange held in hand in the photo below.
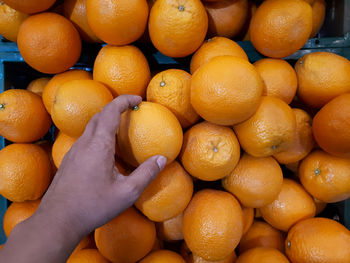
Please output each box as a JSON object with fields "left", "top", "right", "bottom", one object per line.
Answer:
{"left": 156, "top": 212, "right": 184, "bottom": 242}
{"left": 260, "top": 179, "right": 316, "bottom": 232}
{"left": 191, "top": 56, "right": 263, "bottom": 125}
{"left": 183, "top": 189, "right": 243, "bottom": 261}
{"left": 86, "top": 0, "right": 148, "bottom": 45}
{"left": 52, "top": 132, "right": 78, "bottom": 169}
{"left": 239, "top": 220, "right": 285, "bottom": 254}
{"left": 42, "top": 69, "right": 92, "bottom": 114}
{"left": 0, "top": 2, "right": 29, "bottom": 42}
{"left": 67, "top": 249, "right": 110, "bottom": 263}
{"left": 3, "top": 0, "right": 56, "bottom": 14}
{"left": 299, "top": 150, "right": 350, "bottom": 203}
{"left": 286, "top": 218, "right": 350, "bottom": 263}
{"left": 140, "top": 250, "right": 185, "bottom": 263}
{"left": 51, "top": 79, "right": 113, "bottom": 138}
{"left": 27, "top": 77, "right": 51, "bottom": 97}
{"left": 146, "top": 69, "right": 199, "bottom": 129}
{"left": 222, "top": 153, "right": 283, "bottom": 208}
{"left": 190, "top": 37, "right": 248, "bottom": 74}
{"left": 180, "top": 121, "right": 240, "bottom": 181}
{"left": 236, "top": 247, "right": 289, "bottom": 263}
{"left": 0, "top": 144, "right": 52, "bottom": 202}
{"left": 93, "top": 45, "right": 151, "bottom": 98}
{"left": 95, "top": 207, "right": 156, "bottom": 263}
{"left": 3, "top": 200, "right": 40, "bottom": 237}
{"left": 312, "top": 93, "right": 350, "bottom": 157}
{"left": 135, "top": 161, "right": 193, "bottom": 222}
{"left": 234, "top": 96, "right": 296, "bottom": 157}
{"left": 149, "top": 0, "right": 208, "bottom": 58}
{"left": 0, "top": 89, "right": 51, "bottom": 143}
{"left": 249, "top": 0, "right": 312, "bottom": 58}
{"left": 117, "top": 102, "right": 183, "bottom": 167}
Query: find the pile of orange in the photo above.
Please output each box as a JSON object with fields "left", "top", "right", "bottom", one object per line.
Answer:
{"left": 1, "top": 0, "right": 350, "bottom": 262}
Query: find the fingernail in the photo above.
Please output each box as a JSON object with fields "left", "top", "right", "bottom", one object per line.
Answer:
{"left": 156, "top": 156, "right": 167, "bottom": 170}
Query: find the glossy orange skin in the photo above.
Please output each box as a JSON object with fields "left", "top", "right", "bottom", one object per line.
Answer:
{"left": 149, "top": 0, "right": 208, "bottom": 58}
{"left": 95, "top": 207, "right": 156, "bottom": 263}
{"left": 260, "top": 179, "right": 316, "bottom": 232}
{"left": 3, "top": 200, "right": 40, "bottom": 237}
{"left": 193, "top": 251, "right": 237, "bottom": 263}
{"left": 86, "top": 0, "right": 148, "bottom": 45}
{"left": 190, "top": 37, "right": 248, "bottom": 74}
{"left": 181, "top": 121, "right": 240, "bottom": 181}
{"left": 191, "top": 56, "right": 263, "bottom": 126}
{"left": 310, "top": 0, "right": 326, "bottom": 37}
{"left": 0, "top": 89, "right": 51, "bottom": 143}
{"left": 254, "top": 58, "right": 298, "bottom": 104}
{"left": 52, "top": 132, "right": 78, "bottom": 169}
{"left": 250, "top": 0, "right": 312, "bottom": 58}
{"left": 234, "top": 96, "right": 296, "bottom": 157}
{"left": 299, "top": 150, "right": 350, "bottom": 203}
{"left": 17, "top": 13, "right": 81, "bottom": 74}
{"left": 93, "top": 45, "right": 151, "bottom": 98}
{"left": 241, "top": 207, "right": 254, "bottom": 235}
{"left": 140, "top": 250, "right": 185, "bottom": 263}
{"left": 296, "top": 52, "right": 350, "bottom": 108}
{"left": 3, "top": 0, "right": 56, "bottom": 14}
{"left": 0, "top": 144, "right": 52, "bottom": 202}
{"left": 239, "top": 221, "right": 285, "bottom": 254}
{"left": 236, "top": 247, "right": 289, "bottom": 263}
{"left": 222, "top": 154, "right": 283, "bottom": 208}
{"left": 42, "top": 69, "right": 92, "bottom": 114}
{"left": 26, "top": 77, "right": 50, "bottom": 97}
{"left": 312, "top": 93, "right": 350, "bottom": 157}
{"left": 286, "top": 218, "right": 350, "bottom": 263}
{"left": 156, "top": 212, "right": 184, "bottom": 242}
{"left": 146, "top": 69, "right": 199, "bottom": 129}
{"left": 274, "top": 108, "right": 314, "bottom": 164}
{"left": 135, "top": 161, "right": 193, "bottom": 222}
{"left": 204, "top": 0, "right": 248, "bottom": 39}
{"left": 183, "top": 189, "right": 243, "bottom": 261}
{"left": 51, "top": 79, "right": 113, "bottom": 138}
{"left": 67, "top": 249, "right": 110, "bottom": 263}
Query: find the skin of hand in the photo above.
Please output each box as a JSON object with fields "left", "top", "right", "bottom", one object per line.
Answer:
{"left": 0, "top": 95, "right": 167, "bottom": 263}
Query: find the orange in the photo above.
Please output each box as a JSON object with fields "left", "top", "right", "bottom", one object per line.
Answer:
{"left": 0, "top": 144, "right": 51, "bottom": 202}
{"left": 86, "top": 0, "right": 148, "bottom": 45}
{"left": 3, "top": 0, "right": 55, "bottom": 14}
{"left": 191, "top": 56, "right": 263, "bottom": 125}
{"left": 95, "top": 207, "right": 156, "bottom": 263}
{"left": 204, "top": 0, "right": 248, "bottom": 39}
{"left": 151, "top": 238, "right": 163, "bottom": 252}
{"left": 149, "top": 0, "right": 208, "bottom": 58}
{"left": 241, "top": 207, "right": 254, "bottom": 235}
{"left": 274, "top": 108, "right": 314, "bottom": 164}
{"left": 52, "top": 132, "right": 78, "bottom": 168}
{"left": 299, "top": 150, "right": 350, "bottom": 203}
{"left": 296, "top": 52, "right": 350, "bottom": 108}
{"left": 51, "top": 79, "right": 113, "bottom": 138}
{"left": 236, "top": 247, "right": 289, "bottom": 263}
{"left": 312, "top": 93, "right": 350, "bottom": 157}
{"left": 135, "top": 161, "right": 193, "bottom": 222}
{"left": 260, "top": 179, "right": 316, "bottom": 232}
{"left": 0, "top": 2, "right": 29, "bottom": 42}
{"left": 117, "top": 102, "right": 183, "bottom": 167}
{"left": 70, "top": 234, "right": 96, "bottom": 257}
{"left": 222, "top": 153, "right": 283, "bottom": 208}
{"left": 192, "top": 251, "right": 237, "bottom": 263}
{"left": 156, "top": 212, "right": 184, "bottom": 242}
{"left": 285, "top": 161, "right": 300, "bottom": 174}
{"left": 0, "top": 89, "right": 51, "bottom": 143}
{"left": 3, "top": 200, "right": 40, "bottom": 237}
{"left": 314, "top": 198, "right": 327, "bottom": 215}
{"left": 253, "top": 58, "right": 297, "bottom": 104}
{"left": 190, "top": 37, "right": 248, "bottom": 74}
{"left": 242, "top": 1, "right": 257, "bottom": 41}
{"left": 140, "top": 250, "right": 185, "bottom": 263}
{"left": 26, "top": 77, "right": 51, "bottom": 97}
{"left": 310, "top": 0, "right": 326, "bottom": 37}
{"left": 93, "top": 45, "right": 151, "bottom": 98}
{"left": 183, "top": 189, "right": 243, "bottom": 261}
{"left": 239, "top": 220, "right": 285, "bottom": 254}
{"left": 286, "top": 217, "right": 350, "bottom": 263}
{"left": 234, "top": 96, "right": 296, "bottom": 157}
{"left": 180, "top": 121, "right": 240, "bottom": 181}
{"left": 67, "top": 249, "right": 110, "bottom": 263}
{"left": 146, "top": 69, "right": 199, "bottom": 129}
{"left": 36, "top": 140, "right": 57, "bottom": 175}
{"left": 17, "top": 12, "right": 81, "bottom": 74}
{"left": 63, "top": 0, "right": 101, "bottom": 43}
{"left": 42, "top": 69, "right": 92, "bottom": 114}
{"left": 249, "top": 0, "right": 312, "bottom": 58}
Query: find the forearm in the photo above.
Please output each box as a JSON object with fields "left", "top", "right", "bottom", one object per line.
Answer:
{"left": 0, "top": 210, "right": 84, "bottom": 263}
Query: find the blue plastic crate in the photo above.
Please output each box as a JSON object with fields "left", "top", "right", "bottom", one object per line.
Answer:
{"left": 0, "top": 35, "right": 349, "bottom": 245}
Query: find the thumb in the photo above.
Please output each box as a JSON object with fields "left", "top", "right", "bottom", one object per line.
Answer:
{"left": 126, "top": 155, "right": 167, "bottom": 195}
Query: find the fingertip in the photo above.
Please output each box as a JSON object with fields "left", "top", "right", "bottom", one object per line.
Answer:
{"left": 156, "top": 155, "right": 167, "bottom": 170}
